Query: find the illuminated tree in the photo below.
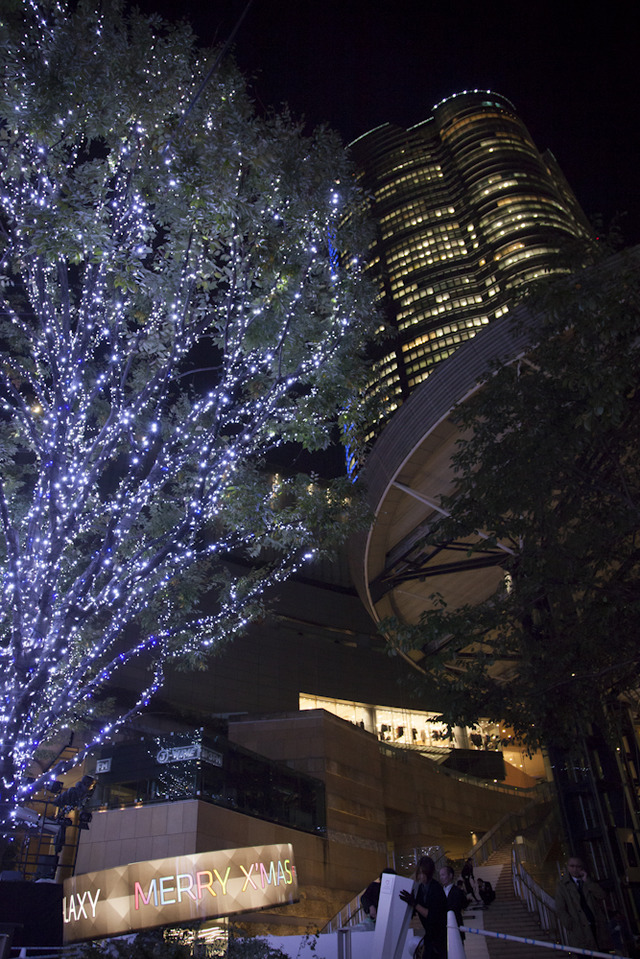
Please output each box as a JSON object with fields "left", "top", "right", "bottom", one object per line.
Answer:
{"left": 0, "top": 2, "right": 374, "bottom": 819}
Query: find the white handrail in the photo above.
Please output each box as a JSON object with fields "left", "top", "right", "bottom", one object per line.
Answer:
{"left": 460, "top": 925, "right": 629, "bottom": 959}
{"left": 511, "top": 843, "right": 564, "bottom": 940}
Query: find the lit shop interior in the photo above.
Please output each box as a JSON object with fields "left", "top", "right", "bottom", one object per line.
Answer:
{"left": 299, "top": 693, "right": 547, "bottom": 782}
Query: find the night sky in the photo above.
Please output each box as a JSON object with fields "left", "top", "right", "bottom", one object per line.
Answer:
{"left": 135, "top": 0, "right": 640, "bottom": 246}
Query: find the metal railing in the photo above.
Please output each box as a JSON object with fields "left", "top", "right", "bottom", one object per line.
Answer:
{"left": 319, "top": 893, "right": 367, "bottom": 934}
{"left": 511, "top": 844, "right": 563, "bottom": 940}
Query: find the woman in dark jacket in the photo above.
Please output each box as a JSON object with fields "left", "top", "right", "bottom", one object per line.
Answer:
{"left": 400, "top": 855, "right": 447, "bottom": 959}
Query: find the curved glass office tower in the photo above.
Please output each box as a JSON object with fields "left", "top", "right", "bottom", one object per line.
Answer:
{"left": 350, "top": 91, "right": 592, "bottom": 425}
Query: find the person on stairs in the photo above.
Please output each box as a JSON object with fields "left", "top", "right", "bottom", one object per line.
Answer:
{"left": 461, "top": 857, "right": 480, "bottom": 903}
{"left": 555, "top": 855, "right": 609, "bottom": 952}
{"left": 478, "top": 878, "right": 496, "bottom": 909}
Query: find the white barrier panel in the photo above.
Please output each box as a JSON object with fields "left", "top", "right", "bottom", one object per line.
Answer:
{"left": 371, "top": 873, "right": 415, "bottom": 959}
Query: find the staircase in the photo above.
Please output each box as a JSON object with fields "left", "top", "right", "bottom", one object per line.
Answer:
{"left": 464, "top": 844, "right": 558, "bottom": 959}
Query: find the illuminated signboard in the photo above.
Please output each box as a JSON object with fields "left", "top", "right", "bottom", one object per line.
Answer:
{"left": 155, "top": 744, "right": 223, "bottom": 766}
{"left": 62, "top": 843, "right": 297, "bottom": 943}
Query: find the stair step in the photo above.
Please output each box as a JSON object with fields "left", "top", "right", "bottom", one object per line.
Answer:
{"left": 464, "top": 851, "right": 557, "bottom": 959}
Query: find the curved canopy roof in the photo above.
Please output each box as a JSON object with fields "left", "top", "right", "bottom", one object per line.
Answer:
{"left": 351, "top": 298, "right": 538, "bottom": 626}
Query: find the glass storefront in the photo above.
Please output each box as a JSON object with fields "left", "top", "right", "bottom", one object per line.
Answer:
{"left": 88, "top": 731, "right": 326, "bottom": 835}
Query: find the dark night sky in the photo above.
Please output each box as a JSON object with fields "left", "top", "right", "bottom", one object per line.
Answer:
{"left": 136, "top": 0, "right": 639, "bottom": 244}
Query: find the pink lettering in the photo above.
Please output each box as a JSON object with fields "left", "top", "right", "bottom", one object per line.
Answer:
{"left": 196, "top": 870, "right": 216, "bottom": 899}
{"left": 134, "top": 879, "right": 157, "bottom": 910}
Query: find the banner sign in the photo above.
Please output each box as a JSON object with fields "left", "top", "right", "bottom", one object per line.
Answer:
{"left": 62, "top": 842, "right": 297, "bottom": 943}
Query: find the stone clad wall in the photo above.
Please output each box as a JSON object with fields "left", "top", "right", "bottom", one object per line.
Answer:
{"left": 228, "top": 710, "right": 535, "bottom": 860}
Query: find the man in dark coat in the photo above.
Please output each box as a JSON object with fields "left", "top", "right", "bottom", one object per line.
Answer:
{"left": 439, "top": 864, "right": 468, "bottom": 941}
{"left": 555, "top": 856, "right": 608, "bottom": 952}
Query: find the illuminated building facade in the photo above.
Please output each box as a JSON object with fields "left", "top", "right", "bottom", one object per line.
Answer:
{"left": 350, "top": 91, "right": 591, "bottom": 424}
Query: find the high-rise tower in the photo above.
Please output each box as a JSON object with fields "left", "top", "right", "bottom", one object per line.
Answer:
{"left": 350, "top": 91, "right": 592, "bottom": 425}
